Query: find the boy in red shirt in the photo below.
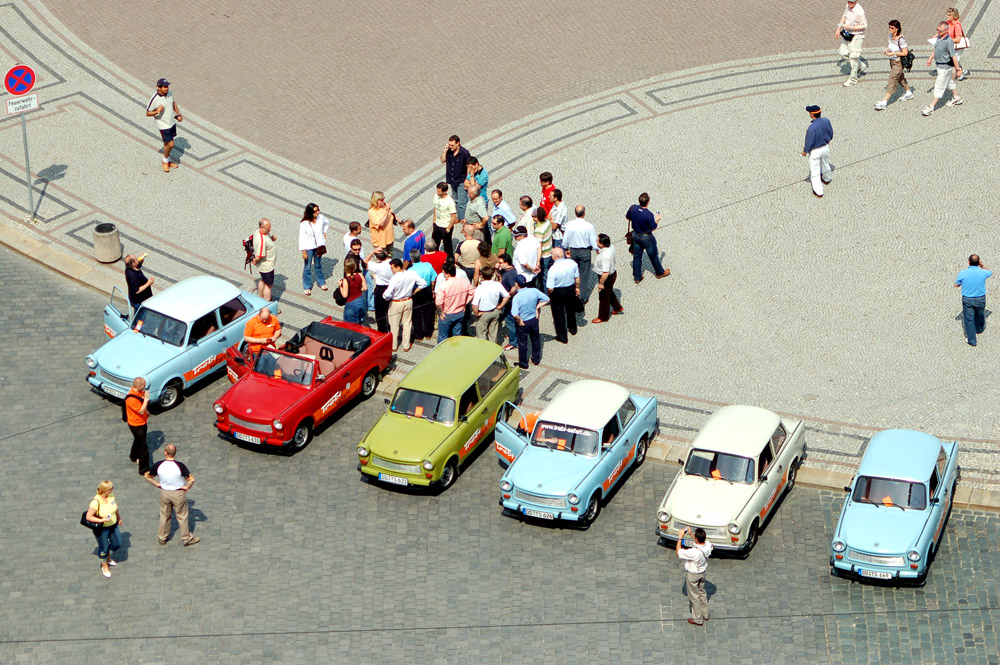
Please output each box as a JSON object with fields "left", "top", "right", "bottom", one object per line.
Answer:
{"left": 539, "top": 172, "right": 556, "bottom": 215}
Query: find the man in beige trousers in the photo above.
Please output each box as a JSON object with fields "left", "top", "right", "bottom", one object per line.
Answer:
{"left": 676, "top": 526, "right": 713, "bottom": 625}
{"left": 144, "top": 443, "right": 200, "bottom": 546}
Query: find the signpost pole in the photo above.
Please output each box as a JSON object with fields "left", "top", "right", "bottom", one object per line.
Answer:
{"left": 20, "top": 111, "right": 34, "bottom": 220}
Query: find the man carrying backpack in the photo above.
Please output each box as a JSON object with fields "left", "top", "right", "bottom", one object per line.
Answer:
{"left": 125, "top": 377, "right": 151, "bottom": 475}
{"left": 252, "top": 218, "right": 277, "bottom": 301}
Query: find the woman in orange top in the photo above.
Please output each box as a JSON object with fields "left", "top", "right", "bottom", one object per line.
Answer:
{"left": 946, "top": 8, "right": 967, "bottom": 79}
{"left": 368, "top": 191, "right": 395, "bottom": 254}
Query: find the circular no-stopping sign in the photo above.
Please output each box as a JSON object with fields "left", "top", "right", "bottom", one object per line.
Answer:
{"left": 5, "top": 65, "right": 36, "bottom": 96}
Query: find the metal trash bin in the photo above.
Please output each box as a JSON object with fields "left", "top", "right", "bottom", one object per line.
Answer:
{"left": 93, "top": 222, "right": 122, "bottom": 263}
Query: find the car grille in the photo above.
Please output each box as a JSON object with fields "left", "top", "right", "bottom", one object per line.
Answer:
{"left": 228, "top": 415, "right": 273, "bottom": 433}
{"left": 672, "top": 521, "right": 727, "bottom": 540}
{"left": 372, "top": 456, "right": 420, "bottom": 475}
{"left": 98, "top": 368, "right": 132, "bottom": 387}
{"left": 514, "top": 489, "right": 566, "bottom": 508}
{"left": 848, "top": 550, "right": 905, "bottom": 567}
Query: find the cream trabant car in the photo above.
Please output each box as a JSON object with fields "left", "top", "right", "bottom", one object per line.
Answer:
{"left": 655, "top": 405, "right": 805, "bottom": 554}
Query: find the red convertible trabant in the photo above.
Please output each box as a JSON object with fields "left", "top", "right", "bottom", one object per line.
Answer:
{"left": 213, "top": 318, "right": 392, "bottom": 453}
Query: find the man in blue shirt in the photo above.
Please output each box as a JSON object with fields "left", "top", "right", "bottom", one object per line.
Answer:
{"left": 626, "top": 193, "right": 670, "bottom": 283}
{"left": 801, "top": 105, "right": 833, "bottom": 198}
{"left": 954, "top": 254, "right": 992, "bottom": 346}
{"left": 401, "top": 221, "right": 425, "bottom": 268}
{"left": 490, "top": 189, "right": 517, "bottom": 228}
{"left": 511, "top": 275, "right": 550, "bottom": 368}
{"left": 545, "top": 248, "right": 581, "bottom": 344}
{"left": 465, "top": 157, "right": 489, "bottom": 207}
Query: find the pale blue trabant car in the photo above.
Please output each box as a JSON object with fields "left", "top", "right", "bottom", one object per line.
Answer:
{"left": 86, "top": 276, "right": 268, "bottom": 409}
{"left": 830, "top": 429, "right": 960, "bottom": 584}
{"left": 494, "top": 380, "right": 658, "bottom": 525}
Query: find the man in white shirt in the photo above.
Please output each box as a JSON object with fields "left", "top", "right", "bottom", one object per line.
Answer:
{"left": 517, "top": 196, "right": 536, "bottom": 234}
{"left": 490, "top": 189, "right": 517, "bottom": 228}
{"left": 562, "top": 204, "right": 600, "bottom": 303}
{"left": 512, "top": 226, "right": 541, "bottom": 287}
{"left": 836, "top": 0, "right": 868, "bottom": 86}
{"left": 145, "top": 78, "right": 182, "bottom": 172}
{"left": 383, "top": 259, "right": 427, "bottom": 352}
{"left": 367, "top": 249, "right": 394, "bottom": 334}
{"left": 432, "top": 182, "right": 458, "bottom": 256}
{"left": 549, "top": 189, "right": 568, "bottom": 249}
{"left": 591, "top": 233, "right": 623, "bottom": 323}
{"left": 471, "top": 265, "right": 510, "bottom": 343}
{"left": 676, "top": 527, "right": 713, "bottom": 626}
{"left": 544, "top": 248, "right": 581, "bottom": 344}
{"left": 144, "top": 443, "right": 199, "bottom": 547}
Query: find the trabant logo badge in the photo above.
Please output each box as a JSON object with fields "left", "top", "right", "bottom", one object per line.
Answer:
{"left": 394, "top": 450, "right": 398, "bottom": 454}
{"left": 696, "top": 514, "right": 702, "bottom": 519}
{"left": 874, "top": 541, "right": 880, "bottom": 547}
{"left": 246, "top": 408, "right": 252, "bottom": 414}
{"left": 537, "top": 484, "right": 543, "bottom": 488}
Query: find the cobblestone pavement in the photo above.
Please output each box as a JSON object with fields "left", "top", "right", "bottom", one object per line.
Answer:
{"left": 2, "top": 248, "right": 1000, "bottom": 664}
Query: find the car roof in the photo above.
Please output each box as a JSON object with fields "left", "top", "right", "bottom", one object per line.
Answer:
{"left": 398, "top": 337, "right": 503, "bottom": 397}
{"left": 539, "top": 380, "right": 631, "bottom": 431}
{"left": 691, "top": 405, "right": 781, "bottom": 457}
{"left": 858, "top": 429, "right": 943, "bottom": 483}
{"left": 142, "top": 276, "right": 243, "bottom": 322}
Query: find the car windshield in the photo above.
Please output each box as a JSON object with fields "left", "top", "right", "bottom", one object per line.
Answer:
{"left": 252, "top": 350, "right": 314, "bottom": 386}
{"left": 390, "top": 389, "right": 456, "bottom": 424}
{"left": 530, "top": 421, "right": 599, "bottom": 456}
{"left": 852, "top": 476, "right": 927, "bottom": 510}
{"left": 132, "top": 307, "right": 187, "bottom": 346}
{"left": 684, "top": 449, "right": 755, "bottom": 484}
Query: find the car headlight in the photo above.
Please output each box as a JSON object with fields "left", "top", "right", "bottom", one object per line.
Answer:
{"left": 273, "top": 419, "right": 283, "bottom": 431}
{"left": 357, "top": 446, "right": 369, "bottom": 457}
{"left": 500, "top": 480, "right": 512, "bottom": 492}
{"left": 567, "top": 493, "right": 580, "bottom": 505}
{"left": 213, "top": 403, "right": 224, "bottom": 414}
{"left": 85, "top": 357, "right": 97, "bottom": 369}
{"left": 832, "top": 540, "right": 846, "bottom": 553}
{"left": 728, "top": 522, "right": 741, "bottom": 535}
{"left": 422, "top": 460, "right": 434, "bottom": 471}
{"left": 907, "top": 550, "right": 921, "bottom": 562}
{"left": 657, "top": 511, "right": 670, "bottom": 523}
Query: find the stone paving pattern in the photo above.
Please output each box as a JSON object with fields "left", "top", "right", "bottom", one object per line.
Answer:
{"left": 3, "top": 248, "right": 1000, "bottom": 663}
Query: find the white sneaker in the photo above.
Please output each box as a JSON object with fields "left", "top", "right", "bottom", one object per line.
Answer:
{"left": 843, "top": 79, "right": 856, "bottom": 87}
{"left": 900, "top": 90, "right": 914, "bottom": 102}
{"left": 874, "top": 100, "right": 887, "bottom": 111}
{"left": 921, "top": 106, "right": 934, "bottom": 116}
{"left": 946, "top": 96, "right": 964, "bottom": 107}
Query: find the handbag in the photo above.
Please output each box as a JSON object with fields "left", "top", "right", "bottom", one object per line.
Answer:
{"left": 899, "top": 49, "right": 915, "bottom": 71}
{"left": 955, "top": 36, "right": 969, "bottom": 50}
{"left": 332, "top": 278, "right": 348, "bottom": 306}
{"left": 80, "top": 500, "right": 104, "bottom": 531}
{"left": 625, "top": 219, "right": 635, "bottom": 255}
{"left": 840, "top": 28, "right": 854, "bottom": 42}
{"left": 314, "top": 245, "right": 328, "bottom": 257}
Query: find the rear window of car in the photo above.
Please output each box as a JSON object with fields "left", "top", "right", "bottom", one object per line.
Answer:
{"left": 531, "top": 421, "right": 599, "bottom": 456}
{"left": 685, "top": 449, "right": 754, "bottom": 484}
{"left": 133, "top": 307, "right": 187, "bottom": 346}
{"left": 852, "top": 476, "right": 927, "bottom": 510}
{"left": 390, "top": 389, "right": 456, "bottom": 425}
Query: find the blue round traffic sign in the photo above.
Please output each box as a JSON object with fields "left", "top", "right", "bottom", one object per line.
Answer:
{"left": 5, "top": 65, "right": 36, "bottom": 96}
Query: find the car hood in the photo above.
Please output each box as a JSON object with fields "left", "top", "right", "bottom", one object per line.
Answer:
{"left": 507, "top": 447, "right": 598, "bottom": 495}
{"left": 662, "top": 474, "right": 756, "bottom": 526}
{"left": 221, "top": 376, "right": 306, "bottom": 421}
{"left": 93, "top": 330, "right": 181, "bottom": 379}
{"left": 365, "top": 412, "right": 453, "bottom": 461}
{"left": 837, "top": 502, "right": 927, "bottom": 553}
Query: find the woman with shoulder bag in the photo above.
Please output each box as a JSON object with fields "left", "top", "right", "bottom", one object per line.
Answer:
{"left": 299, "top": 202, "right": 329, "bottom": 295}
{"left": 875, "top": 20, "right": 914, "bottom": 110}
{"left": 946, "top": 8, "right": 968, "bottom": 79}
{"left": 85, "top": 480, "right": 122, "bottom": 579}
{"left": 340, "top": 256, "right": 368, "bottom": 325}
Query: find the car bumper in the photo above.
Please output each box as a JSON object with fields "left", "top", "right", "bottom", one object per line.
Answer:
{"left": 830, "top": 558, "right": 925, "bottom": 581}
{"left": 358, "top": 463, "right": 434, "bottom": 487}
{"left": 215, "top": 421, "right": 288, "bottom": 448}
{"left": 500, "top": 497, "right": 579, "bottom": 522}
{"left": 656, "top": 527, "right": 748, "bottom": 552}
{"left": 86, "top": 374, "right": 157, "bottom": 401}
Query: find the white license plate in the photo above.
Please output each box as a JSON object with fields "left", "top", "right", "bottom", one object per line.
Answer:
{"left": 233, "top": 432, "right": 261, "bottom": 444}
{"left": 859, "top": 569, "right": 892, "bottom": 580}
{"left": 102, "top": 384, "right": 126, "bottom": 399}
{"left": 522, "top": 508, "right": 555, "bottom": 520}
{"left": 681, "top": 538, "right": 694, "bottom": 547}
{"left": 379, "top": 473, "right": 408, "bottom": 486}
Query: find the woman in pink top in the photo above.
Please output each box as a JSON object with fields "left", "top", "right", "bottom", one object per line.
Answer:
{"left": 946, "top": 8, "right": 967, "bottom": 79}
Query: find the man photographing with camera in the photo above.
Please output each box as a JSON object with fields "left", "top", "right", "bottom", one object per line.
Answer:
{"left": 676, "top": 526, "right": 713, "bottom": 626}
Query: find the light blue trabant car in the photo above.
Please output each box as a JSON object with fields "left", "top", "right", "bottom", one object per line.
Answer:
{"left": 86, "top": 276, "right": 268, "bottom": 409}
{"left": 830, "top": 429, "right": 960, "bottom": 585}
{"left": 494, "top": 380, "right": 658, "bottom": 525}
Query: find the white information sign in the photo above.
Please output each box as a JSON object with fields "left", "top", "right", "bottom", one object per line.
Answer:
{"left": 6, "top": 93, "right": 38, "bottom": 115}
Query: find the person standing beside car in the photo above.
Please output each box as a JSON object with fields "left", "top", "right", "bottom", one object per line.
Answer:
{"left": 338, "top": 256, "right": 368, "bottom": 326}
{"left": 124, "top": 254, "right": 154, "bottom": 312}
{"left": 253, "top": 218, "right": 276, "bottom": 302}
{"left": 85, "top": 480, "right": 122, "bottom": 578}
{"left": 676, "top": 526, "right": 713, "bottom": 626}
{"left": 874, "top": 21, "right": 914, "bottom": 111}
{"left": 243, "top": 307, "right": 281, "bottom": 359}
{"left": 125, "top": 377, "right": 151, "bottom": 475}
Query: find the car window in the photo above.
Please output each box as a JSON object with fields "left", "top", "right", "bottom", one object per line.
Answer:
{"left": 928, "top": 468, "right": 940, "bottom": 496}
{"left": 189, "top": 311, "right": 220, "bottom": 343}
{"left": 770, "top": 424, "right": 787, "bottom": 457}
{"left": 531, "top": 421, "right": 599, "bottom": 456}
{"left": 219, "top": 296, "right": 248, "bottom": 327}
{"left": 601, "top": 415, "right": 621, "bottom": 450}
{"left": 476, "top": 357, "right": 508, "bottom": 398}
{"left": 390, "top": 388, "right": 456, "bottom": 425}
{"left": 617, "top": 398, "right": 637, "bottom": 428}
{"left": 685, "top": 449, "right": 754, "bottom": 484}
{"left": 757, "top": 443, "right": 774, "bottom": 479}
{"left": 852, "top": 476, "right": 927, "bottom": 510}
{"left": 133, "top": 307, "right": 186, "bottom": 346}
{"left": 252, "top": 350, "right": 313, "bottom": 385}
{"left": 459, "top": 385, "right": 479, "bottom": 416}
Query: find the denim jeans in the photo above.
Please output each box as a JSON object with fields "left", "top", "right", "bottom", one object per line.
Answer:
{"left": 504, "top": 310, "right": 517, "bottom": 347}
{"left": 631, "top": 232, "right": 665, "bottom": 281}
{"left": 962, "top": 296, "right": 986, "bottom": 345}
{"left": 302, "top": 249, "right": 326, "bottom": 290}
{"left": 344, "top": 297, "right": 367, "bottom": 325}
{"left": 438, "top": 312, "right": 465, "bottom": 342}
{"left": 451, "top": 184, "right": 469, "bottom": 224}
{"left": 365, "top": 271, "right": 375, "bottom": 311}
{"left": 95, "top": 524, "right": 121, "bottom": 559}
{"left": 538, "top": 256, "right": 552, "bottom": 290}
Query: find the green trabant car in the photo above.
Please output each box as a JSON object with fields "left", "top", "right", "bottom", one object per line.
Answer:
{"left": 357, "top": 337, "right": 520, "bottom": 490}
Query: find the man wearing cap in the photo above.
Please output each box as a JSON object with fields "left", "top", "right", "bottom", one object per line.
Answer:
{"left": 512, "top": 225, "right": 542, "bottom": 288}
{"left": 145, "top": 79, "right": 183, "bottom": 173}
{"left": 511, "top": 276, "right": 550, "bottom": 369}
{"left": 836, "top": 0, "right": 868, "bottom": 87}
{"left": 802, "top": 106, "right": 833, "bottom": 198}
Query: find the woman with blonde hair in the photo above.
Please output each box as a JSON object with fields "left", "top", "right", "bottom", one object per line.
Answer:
{"left": 368, "top": 191, "right": 395, "bottom": 255}
{"left": 85, "top": 480, "right": 122, "bottom": 578}
{"left": 946, "top": 8, "right": 968, "bottom": 79}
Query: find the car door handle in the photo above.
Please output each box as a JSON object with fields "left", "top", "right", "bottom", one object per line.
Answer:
{"left": 219, "top": 336, "right": 227, "bottom": 342}
{"left": 345, "top": 371, "right": 350, "bottom": 377}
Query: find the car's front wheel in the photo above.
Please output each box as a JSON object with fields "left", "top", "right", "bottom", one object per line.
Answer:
{"left": 289, "top": 421, "right": 312, "bottom": 452}
{"left": 360, "top": 369, "right": 379, "bottom": 399}
{"left": 741, "top": 522, "right": 759, "bottom": 558}
{"left": 438, "top": 458, "right": 458, "bottom": 490}
{"left": 159, "top": 381, "right": 183, "bottom": 410}
{"left": 582, "top": 493, "right": 602, "bottom": 526}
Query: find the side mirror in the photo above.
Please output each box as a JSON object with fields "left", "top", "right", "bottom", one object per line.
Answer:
{"left": 930, "top": 497, "right": 940, "bottom": 504}
{"left": 384, "top": 397, "right": 390, "bottom": 406}
{"left": 458, "top": 415, "right": 468, "bottom": 423}
{"left": 677, "top": 458, "right": 685, "bottom": 466}
{"left": 760, "top": 475, "right": 768, "bottom": 483}
{"left": 843, "top": 486, "right": 851, "bottom": 493}
{"left": 316, "top": 374, "right": 326, "bottom": 382}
